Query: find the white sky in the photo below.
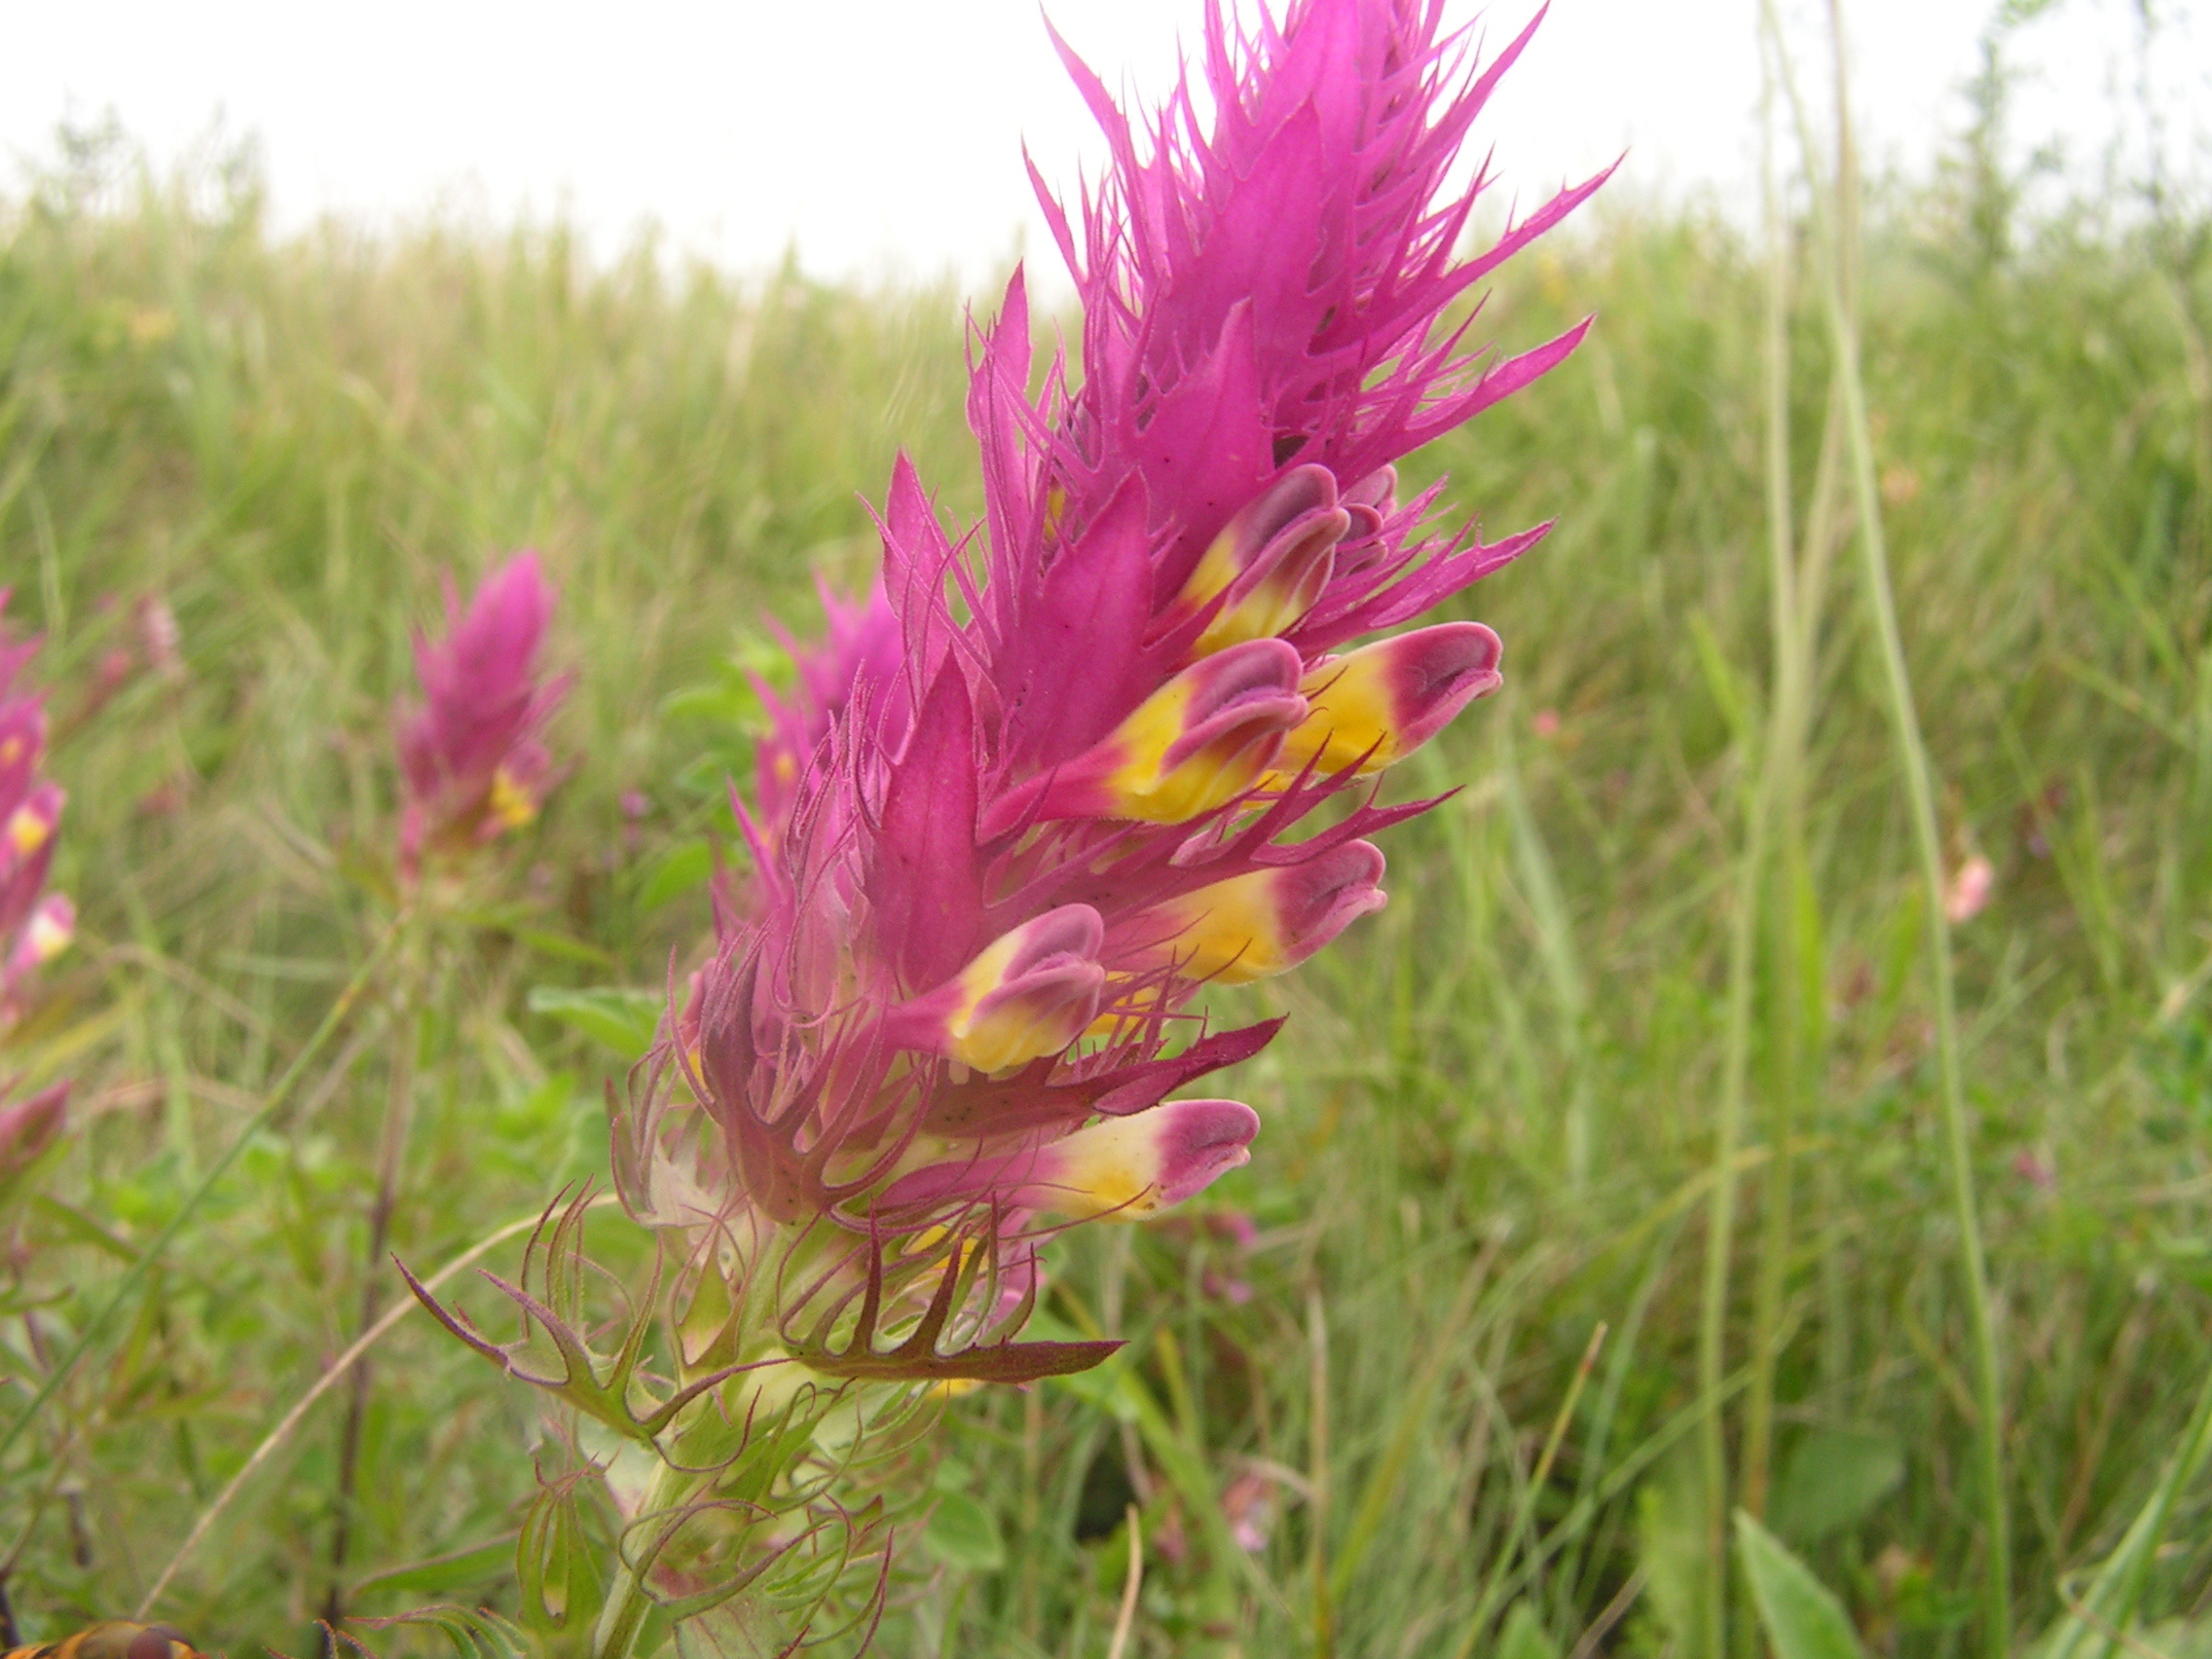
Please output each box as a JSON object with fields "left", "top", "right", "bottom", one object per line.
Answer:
{"left": 0, "top": 0, "right": 2203, "bottom": 292}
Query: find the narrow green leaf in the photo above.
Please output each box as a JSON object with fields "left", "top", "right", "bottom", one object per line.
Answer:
{"left": 637, "top": 838, "right": 714, "bottom": 909}
{"left": 924, "top": 1489, "right": 1007, "bottom": 1571}
{"left": 526, "top": 985, "right": 663, "bottom": 1061}
{"left": 1736, "top": 1510, "right": 1868, "bottom": 1659}
{"left": 1499, "top": 1601, "right": 1564, "bottom": 1659}
{"left": 1770, "top": 1428, "right": 1904, "bottom": 1544}
{"left": 350, "top": 1533, "right": 518, "bottom": 1596}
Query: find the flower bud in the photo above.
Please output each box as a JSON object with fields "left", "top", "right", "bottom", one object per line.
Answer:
{"left": 1030, "top": 1098, "right": 1259, "bottom": 1219}
{"left": 887, "top": 905, "right": 1108, "bottom": 1073}
{"left": 7, "top": 894, "right": 74, "bottom": 980}
{"left": 0, "top": 1079, "right": 68, "bottom": 1184}
{"left": 880, "top": 1097, "right": 1259, "bottom": 1221}
{"left": 1270, "top": 622, "right": 1501, "bottom": 782}
{"left": 1132, "top": 840, "right": 1386, "bottom": 985}
{"left": 983, "top": 641, "right": 1308, "bottom": 834}
{"left": 3, "top": 780, "right": 60, "bottom": 862}
{"left": 1167, "top": 466, "right": 1346, "bottom": 656}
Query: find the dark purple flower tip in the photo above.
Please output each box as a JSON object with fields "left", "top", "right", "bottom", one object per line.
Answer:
{"left": 1123, "top": 836, "right": 1386, "bottom": 986}
{"left": 1162, "top": 464, "right": 1349, "bottom": 654}
{"left": 982, "top": 639, "right": 1309, "bottom": 834}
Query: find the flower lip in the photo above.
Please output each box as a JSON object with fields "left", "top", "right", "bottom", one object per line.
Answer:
{"left": 1165, "top": 466, "right": 1350, "bottom": 657}
{"left": 875, "top": 1095, "right": 1260, "bottom": 1220}
{"left": 980, "top": 639, "right": 1309, "bottom": 834}
{"left": 1160, "top": 640, "right": 1310, "bottom": 772}
{"left": 1275, "top": 839, "right": 1388, "bottom": 952}
{"left": 1191, "top": 504, "right": 1348, "bottom": 656}
{"left": 1147, "top": 1098, "right": 1262, "bottom": 1207}
{"left": 884, "top": 903, "right": 1110, "bottom": 1073}
{"left": 1273, "top": 620, "right": 1502, "bottom": 781}
{"left": 1120, "top": 837, "right": 1387, "bottom": 986}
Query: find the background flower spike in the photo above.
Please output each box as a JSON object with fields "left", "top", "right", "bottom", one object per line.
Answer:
{"left": 395, "top": 548, "right": 571, "bottom": 871}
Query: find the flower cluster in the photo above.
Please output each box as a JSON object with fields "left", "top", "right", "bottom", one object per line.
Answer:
{"left": 421, "top": 2, "right": 1597, "bottom": 1641}
{"left": 0, "top": 592, "right": 76, "bottom": 1032}
{"left": 395, "top": 551, "right": 571, "bottom": 874}
{"left": 624, "top": 0, "right": 1601, "bottom": 1377}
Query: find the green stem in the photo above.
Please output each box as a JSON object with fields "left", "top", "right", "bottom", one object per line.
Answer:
{"left": 594, "top": 1458, "right": 699, "bottom": 1659}
{"left": 2055, "top": 1360, "right": 2212, "bottom": 1659}
{"left": 1827, "top": 117, "right": 2011, "bottom": 1659}
{"left": 1758, "top": 8, "right": 2011, "bottom": 1648}
{"left": 0, "top": 915, "right": 402, "bottom": 1467}
{"left": 1742, "top": 22, "right": 1815, "bottom": 1534}
{"left": 323, "top": 942, "right": 424, "bottom": 1641}
{"left": 1697, "top": 738, "right": 1772, "bottom": 1659}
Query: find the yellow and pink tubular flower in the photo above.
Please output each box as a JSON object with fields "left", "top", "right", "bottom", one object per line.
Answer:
{"left": 1124, "top": 840, "right": 1388, "bottom": 986}
{"left": 880, "top": 1098, "right": 1261, "bottom": 1222}
{"left": 885, "top": 905, "right": 1109, "bottom": 1073}
{"left": 982, "top": 640, "right": 1308, "bottom": 835}
{"left": 1165, "top": 465, "right": 1349, "bottom": 658}
{"left": 1271, "top": 622, "right": 1503, "bottom": 783}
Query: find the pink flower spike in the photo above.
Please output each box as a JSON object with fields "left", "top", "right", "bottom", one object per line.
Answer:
{"left": 135, "top": 596, "right": 184, "bottom": 682}
{"left": 395, "top": 550, "right": 571, "bottom": 868}
{"left": 1223, "top": 1470, "right": 1280, "bottom": 1553}
{"left": 606, "top": 0, "right": 1594, "bottom": 1397}
{"left": 753, "top": 585, "right": 903, "bottom": 841}
{"left": 0, "top": 602, "right": 69, "bottom": 1029}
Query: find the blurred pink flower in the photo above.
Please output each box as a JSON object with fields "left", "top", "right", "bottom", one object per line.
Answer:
{"left": 134, "top": 595, "right": 184, "bottom": 682}
{"left": 395, "top": 551, "right": 572, "bottom": 873}
{"left": 1223, "top": 1470, "right": 1281, "bottom": 1553}
{"left": 1944, "top": 854, "right": 1995, "bottom": 925}
{"left": 1532, "top": 708, "right": 1561, "bottom": 738}
{"left": 0, "top": 591, "right": 73, "bottom": 1029}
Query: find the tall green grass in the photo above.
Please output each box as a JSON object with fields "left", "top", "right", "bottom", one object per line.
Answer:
{"left": 2, "top": 112, "right": 2211, "bottom": 1657}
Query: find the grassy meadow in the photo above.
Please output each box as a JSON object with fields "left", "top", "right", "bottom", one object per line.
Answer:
{"left": 3, "top": 108, "right": 2211, "bottom": 1659}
